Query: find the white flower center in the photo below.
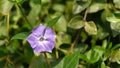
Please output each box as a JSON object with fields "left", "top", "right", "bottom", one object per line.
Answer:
{"left": 39, "top": 36, "right": 46, "bottom": 42}
{"left": 39, "top": 37, "right": 45, "bottom": 41}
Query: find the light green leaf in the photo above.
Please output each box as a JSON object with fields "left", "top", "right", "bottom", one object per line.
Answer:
{"left": 109, "top": 49, "right": 120, "bottom": 64}
{"left": 85, "top": 46, "right": 104, "bottom": 63}
{"left": 101, "top": 62, "right": 110, "bottom": 68}
{"left": 11, "top": 32, "right": 30, "bottom": 40}
{"left": 68, "top": 16, "right": 85, "bottom": 29}
{"left": 54, "top": 51, "right": 80, "bottom": 68}
{"left": 106, "top": 16, "right": 120, "bottom": 37}
{"left": 0, "top": 20, "right": 7, "bottom": 36}
{"left": 101, "top": 9, "right": 114, "bottom": 22}
{"left": 28, "top": 0, "right": 41, "bottom": 26}
{"left": 79, "top": 53, "right": 88, "bottom": 61}
{"left": 88, "top": 3, "right": 105, "bottom": 13}
{"left": 54, "top": 15, "right": 67, "bottom": 32}
{"left": 113, "top": 0, "right": 120, "bottom": 9}
{"left": 45, "top": 16, "right": 60, "bottom": 27}
{"left": 73, "top": 0, "right": 92, "bottom": 14}
{"left": 0, "top": 0, "right": 14, "bottom": 15}
{"left": 56, "top": 32, "right": 71, "bottom": 48}
{"left": 84, "top": 21, "right": 97, "bottom": 35}
{"left": 9, "top": 0, "right": 25, "bottom": 4}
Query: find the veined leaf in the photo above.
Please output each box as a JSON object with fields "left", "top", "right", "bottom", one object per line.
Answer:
{"left": 54, "top": 51, "right": 80, "bottom": 68}
{"left": 45, "top": 16, "right": 60, "bottom": 27}
{"left": 11, "top": 32, "right": 30, "bottom": 40}
{"left": 84, "top": 21, "right": 97, "bottom": 35}
{"left": 68, "top": 16, "right": 84, "bottom": 29}
{"left": 0, "top": 0, "right": 14, "bottom": 15}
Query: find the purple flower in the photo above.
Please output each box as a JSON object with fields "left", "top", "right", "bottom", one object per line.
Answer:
{"left": 27, "top": 24, "right": 56, "bottom": 54}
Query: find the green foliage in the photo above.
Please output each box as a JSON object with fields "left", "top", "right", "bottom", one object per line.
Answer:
{"left": 11, "top": 32, "right": 30, "bottom": 40}
{"left": 84, "top": 21, "right": 97, "bottom": 35}
{"left": 45, "top": 16, "right": 60, "bottom": 27}
{"left": 54, "top": 51, "right": 79, "bottom": 68}
{"left": 68, "top": 16, "right": 84, "bottom": 29}
{"left": 0, "top": 0, "right": 13, "bottom": 15}
{"left": 0, "top": 0, "right": 120, "bottom": 68}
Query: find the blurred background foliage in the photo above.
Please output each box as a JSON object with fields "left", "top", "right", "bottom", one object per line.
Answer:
{"left": 0, "top": 0, "right": 120, "bottom": 68}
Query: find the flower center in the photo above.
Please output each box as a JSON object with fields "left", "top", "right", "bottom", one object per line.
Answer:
{"left": 39, "top": 37, "right": 45, "bottom": 41}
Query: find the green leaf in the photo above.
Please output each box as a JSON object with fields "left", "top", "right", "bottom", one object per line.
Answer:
{"left": 101, "top": 62, "right": 110, "bottom": 68}
{"left": 68, "top": 16, "right": 85, "bottom": 29}
{"left": 110, "top": 49, "right": 120, "bottom": 64}
{"left": 84, "top": 21, "right": 97, "bottom": 35}
{"left": 112, "top": 44, "right": 120, "bottom": 50}
{"left": 28, "top": 0, "right": 41, "bottom": 26}
{"left": 54, "top": 15, "right": 67, "bottom": 32}
{"left": 24, "top": 44, "right": 34, "bottom": 63}
{"left": 113, "top": 0, "right": 120, "bottom": 9}
{"left": 106, "top": 16, "right": 120, "bottom": 37}
{"left": 88, "top": 3, "right": 105, "bottom": 13}
{"left": 0, "top": 0, "right": 14, "bottom": 15}
{"left": 9, "top": 0, "right": 25, "bottom": 4}
{"left": 73, "top": 0, "right": 92, "bottom": 14}
{"left": 45, "top": 16, "right": 60, "bottom": 27}
{"left": 0, "top": 20, "right": 7, "bottom": 36}
{"left": 56, "top": 32, "right": 71, "bottom": 48}
{"left": 85, "top": 46, "right": 104, "bottom": 63}
{"left": 79, "top": 53, "right": 88, "bottom": 61}
{"left": 11, "top": 32, "right": 30, "bottom": 40}
{"left": 54, "top": 51, "right": 80, "bottom": 68}
{"left": 101, "top": 9, "right": 114, "bottom": 22}
{"left": 29, "top": 55, "right": 47, "bottom": 68}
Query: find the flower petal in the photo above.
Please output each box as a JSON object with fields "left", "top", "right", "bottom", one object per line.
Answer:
{"left": 44, "top": 28, "right": 56, "bottom": 41}
{"left": 33, "top": 44, "right": 45, "bottom": 54}
{"left": 27, "top": 34, "right": 38, "bottom": 48}
{"left": 32, "top": 24, "right": 46, "bottom": 37}
{"left": 42, "top": 40, "right": 55, "bottom": 53}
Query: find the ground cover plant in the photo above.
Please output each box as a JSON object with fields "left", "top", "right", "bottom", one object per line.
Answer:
{"left": 0, "top": 0, "right": 120, "bottom": 68}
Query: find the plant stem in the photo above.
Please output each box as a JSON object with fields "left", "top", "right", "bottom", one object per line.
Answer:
{"left": 71, "top": 30, "right": 80, "bottom": 52}
{"left": 44, "top": 53, "right": 51, "bottom": 68}
{"left": 15, "top": 2, "right": 33, "bottom": 29}
{"left": 6, "top": 13, "right": 10, "bottom": 40}
{"left": 83, "top": 8, "right": 88, "bottom": 21}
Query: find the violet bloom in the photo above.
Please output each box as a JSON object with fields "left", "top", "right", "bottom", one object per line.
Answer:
{"left": 27, "top": 24, "right": 56, "bottom": 54}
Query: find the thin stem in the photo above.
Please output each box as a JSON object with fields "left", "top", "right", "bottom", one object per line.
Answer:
{"left": 55, "top": 49, "right": 59, "bottom": 59}
{"left": 71, "top": 30, "right": 80, "bottom": 52}
{"left": 44, "top": 53, "right": 51, "bottom": 68}
{"left": 15, "top": 2, "right": 33, "bottom": 29}
{"left": 6, "top": 13, "right": 10, "bottom": 40}
{"left": 83, "top": 8, "right": 88, "bottom": 21}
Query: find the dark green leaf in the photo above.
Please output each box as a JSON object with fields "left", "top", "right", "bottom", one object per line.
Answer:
{"left": 54, "top": 51, "right": 80, "bottom": 68}
{"left": 46, "top": 16, "right": 60, "bottom": 27}
{"left": 29, "top": 55, "right": 47, "bottom": 68}
{"left": 112, "top": 44, "right": 120, "bottom": 50}
{"left": 11, "top": 32, "right": 30, "bottom": 40}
